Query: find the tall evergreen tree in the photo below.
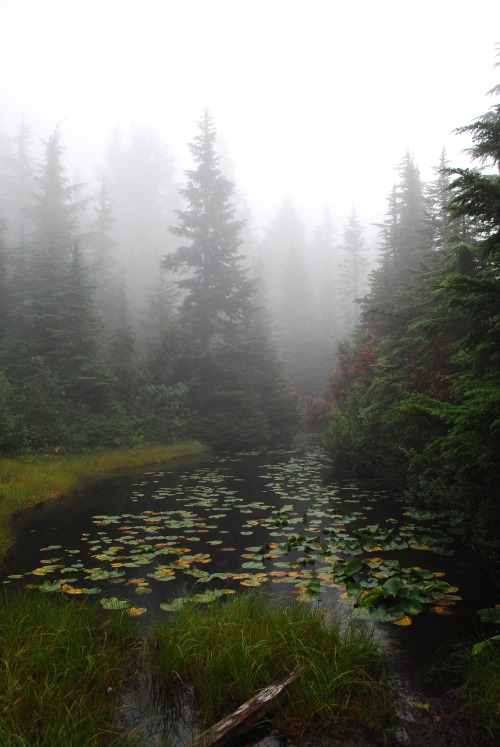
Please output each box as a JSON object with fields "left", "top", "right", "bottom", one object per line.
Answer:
{"left": 86, "top": 177, "right": 122, "bottom": 352}
{"left": 163, "top": 109, "right": 296, "bottom": 447}
{"left": 1, "top": 128, "right": 121, "bottom": 448}
{"left": 337, "top": 205, "right": 367, "bottom": 331}
{"left": 262, "top": 195, "right": 308, "bottom": 313}
{"left": 425, "top": 150, "right": 457, "bottom": 255}
{"left": 106, "top": 123, "right": 178, "bottom": 309}
{"left": 362, "top": 153, "right": 427, "bottom": 336}
{"left": 1, "top": 115, "right": 35, "bottom": 248}
{"left": 393, "top": 150, "right": 428, "bottom": 282}
{"left": 4, "top": 127, "right": 84, "bottom": 374}
{"left": 0, "top": 216, "right": 10, "bottom": 345}
{"left": 164, "top": 108, "right": 253, "bottom": 356}
{"left": 280, "top": 244, "right": 322, "bottom": 395}
{"left": 310, "top": 208, "right": 342, "bottom": 381}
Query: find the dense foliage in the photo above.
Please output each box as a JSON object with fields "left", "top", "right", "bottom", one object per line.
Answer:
{"left": 324, "top": 67, "right": 500, "bottom": 562}
{"left": 0, "top": 113, "right": 297, "bottom": 453}
{"left": 162, "top": 110, "right": 297, "bottom": 448}
{"left": 0, "top": 57, "right": 498, "bottom": 564}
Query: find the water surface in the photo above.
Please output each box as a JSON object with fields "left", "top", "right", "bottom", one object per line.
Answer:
{"left": 3, "top": 446, "right": 497, "bottom": 744}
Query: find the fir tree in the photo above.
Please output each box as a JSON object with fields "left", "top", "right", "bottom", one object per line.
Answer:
{"left": 279, "top": 244, "right": 321, "bottom": 395}
{"left": 4, "top": 127, "right": 85, "bottom": 374}
{"left": 337, "top": 205, "right": 367, "bottom": 330}
{"left": 2, "top": 128, "right": 118, "bottom": 447}
{"left": 163, "top": 109, "right": 296, "bottom": 447}
{"left": 164, "top": 108, "right": 253, "bottom": 357}
{"left": 1, "top": 115, "right": 35, "bottom": 248}
{"left": 107, "top": 123, "right": 178, "bottom": 308}
{"left": 0, "top": 216, "right": 9, "bottom": 341}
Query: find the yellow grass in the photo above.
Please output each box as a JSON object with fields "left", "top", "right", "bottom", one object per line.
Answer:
{"left": 0, "top": 441, "right": 206, "bottom": 564}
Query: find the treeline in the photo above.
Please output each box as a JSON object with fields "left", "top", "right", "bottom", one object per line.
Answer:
{"left": 0, "top": 112, "right": 301, "bottom": 452}
{"left": 0, "top": 104, "right": 374, "bottom": 454}
{"left": 323, "top": 74, "right": 500, "bottom": 562}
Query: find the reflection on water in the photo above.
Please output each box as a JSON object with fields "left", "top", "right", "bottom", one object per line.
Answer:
{"left": 2, "top": 446, "right": 497, "bottom": 744}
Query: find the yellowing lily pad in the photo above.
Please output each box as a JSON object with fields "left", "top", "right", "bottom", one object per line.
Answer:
{"left": 392, "top": 616, "right": 412, "bottom": 626}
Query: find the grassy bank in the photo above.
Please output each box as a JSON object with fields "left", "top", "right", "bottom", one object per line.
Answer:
{"left": 151, "top": 592, "right": 395, "bottom": 743}
{"left": 0, "top": 591, "right": 395, "bottom": 746}
{"left": 453, "top": 636, "right": 500, "bottom": 734}
{"left": 0, "top": 592, "right": 139, "bottom": 746}
{"left": 0, "top": 441, "right": 205, "bottom": 564}
{"left": 1, "top": 590, "right": 498, "bottom": 746}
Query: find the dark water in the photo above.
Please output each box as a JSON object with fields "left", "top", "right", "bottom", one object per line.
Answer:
{"left": 2, "top": 445, "right": 498, "bottom": 745}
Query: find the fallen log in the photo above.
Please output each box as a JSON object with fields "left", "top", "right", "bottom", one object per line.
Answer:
{"left": 184, "top": 671, "right": 297, "bottom": 747}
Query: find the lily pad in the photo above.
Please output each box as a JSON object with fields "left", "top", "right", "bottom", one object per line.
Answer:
{"left": 100, "top": 597, "right": 130, "bottom": 610}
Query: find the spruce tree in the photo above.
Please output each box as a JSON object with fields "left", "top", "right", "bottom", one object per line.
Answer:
{"left": 280, "top": 244, "right": 321, "bottom": 395}
{"left": 262, "top": 194, "right": 308, "bottom": 315}
{"left": 0, "top": 216, "right": 9, "bottom": 341}
{"left": 2, "top": 127, "right": 119, "bottom": 448}
{"left": 165, "top": 109, "right": 253, "bottom": 351}
{"left": 1, "top": 115, "right": 35, "bottom": 248}
{"left": 4, "top": 127, "right": 84, "bottom": 375}
{"left": 337, "top": 206, "right": 367, "bottom": 331}
{"left": 164, "top": 109, "right": 296, "bottom": 447}
{"left": 106, "top": 123, "right": 178, "bottom": 309}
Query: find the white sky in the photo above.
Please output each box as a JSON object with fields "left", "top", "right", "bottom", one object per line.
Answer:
{"left": 0, "top": 0, "right": 499, "bottom": 241}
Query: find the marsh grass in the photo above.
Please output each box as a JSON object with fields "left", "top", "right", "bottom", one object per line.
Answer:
{"left": 0, "top": 592, "right": 140, "bottom": 746}
{"left": 0, "top": 441, "right": 205, "bottom": 562}
{"left": 150, "top": 592, "right": 395, "bottom": 741}
{"left": 452, "top": 637, "right": 500, "bottom": 734}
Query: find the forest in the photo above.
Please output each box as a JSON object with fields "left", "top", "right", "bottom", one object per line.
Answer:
{"left": 0, "top": 8, "right": 499, "bottom": 741}
{"left": 1, "top": 65, "right": 499, "bottom": 564}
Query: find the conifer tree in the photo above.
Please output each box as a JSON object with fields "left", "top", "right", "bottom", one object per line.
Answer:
{"left": 1, "top": 115, "right": 35, "bottom": 248}
{"left": 163, "top": 109, "right": 296, "bottom": 447}
{"left": 262, "top": 194, "right": 308, "bottom": 315}
{"left": 0, "top": 217, "right": 9, "bottom": 341}
{"left": 337, "top": 206, "right": 367, "bottom": 331}
{"left": 164, "top": 109, "right": 253, "bottom": 356}
{"left": 362, "top": 153, "right": 427, "bottom": 336}
{"left": 310, "top": 208, "right": 342, "bottom": 381}
{"left": 4, "top": 127, "right": 84, "bottom": 374}
{"left": 86, "top": 177, "right": 122, "bottom": 353}
{"left": 2, "top": 128, "right": 118, "bottom": 447}
{"left": 107, "top": 123, "right": 178, "bottom": 308}
{"left": 280, "top": 244, "right": 321, "bottom": 395}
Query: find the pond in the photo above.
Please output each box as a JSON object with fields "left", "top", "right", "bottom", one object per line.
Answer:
{"left": 2, "top": 444, "right": 498, "bottom": 743}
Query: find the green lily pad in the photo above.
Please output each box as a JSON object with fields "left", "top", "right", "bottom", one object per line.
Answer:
{"left": 478, "top": 608, "right": 500, "bottom": 624}
{"left": 100, "top": 597, "right": 130, "bottom": 610}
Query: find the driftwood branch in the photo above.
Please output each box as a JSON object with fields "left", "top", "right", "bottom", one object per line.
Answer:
{"left": 184, "top": 671, "right": 297, "bottom": 747}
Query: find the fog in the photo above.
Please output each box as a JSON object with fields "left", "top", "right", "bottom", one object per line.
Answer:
{"left": 0, "top": 0, "right": 499, "bottom": 396}
{"left": 1, "top": 0, "right": 498, "bottom": 232}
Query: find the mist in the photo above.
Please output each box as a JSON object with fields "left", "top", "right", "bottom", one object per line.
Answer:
{"left": 0, "top": 0, "right": 499, "bottom": 403}
{"left": 1, "top": 0, "right": 498, "bottom": 222}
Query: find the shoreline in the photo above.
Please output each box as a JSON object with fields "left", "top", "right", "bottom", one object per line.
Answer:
{"left": 0, "top": 441, "right": 206, "bottom": 566}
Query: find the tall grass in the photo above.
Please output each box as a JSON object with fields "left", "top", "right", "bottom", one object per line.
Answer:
{"left": 452, "top": 637, "right": 500, "bottom": 734}
{"left": 0, "top": 592, "right": 140, "bottom": 746}
{"left": 0, "top": 441, "right": 205, "bottom": 562}
{"left": 150, "top": 592, "right": 395, "bottom": 741}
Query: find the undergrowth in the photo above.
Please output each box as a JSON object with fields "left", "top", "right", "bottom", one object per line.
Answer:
{"left": 452, "top": 635, "right": 500, "bottom": 735}
{"left": 150, "top": 591, "right": 395, "bottom": 742}
{"left": 0, "top": 592, "right": 140, "bottom": 746}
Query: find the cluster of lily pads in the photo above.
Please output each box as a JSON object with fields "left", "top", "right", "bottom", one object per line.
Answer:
{"left": 3, "top": 449, "right": 461, "bottom": 624}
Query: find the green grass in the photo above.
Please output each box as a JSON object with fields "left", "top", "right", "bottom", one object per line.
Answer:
{"left": 0, "top": 441, "right": 205, "bottom": 563}
{"left": 150, "top": 591, "right": 395, "bottom": 742}
{"left": 0, "top": 592, "right": 140, "bottom": 746}
{"left": 2, "top": 590, "right": 498, "bottom": 745}
{"left": 453, "top": 636, "right": 500, "bottom": 734}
